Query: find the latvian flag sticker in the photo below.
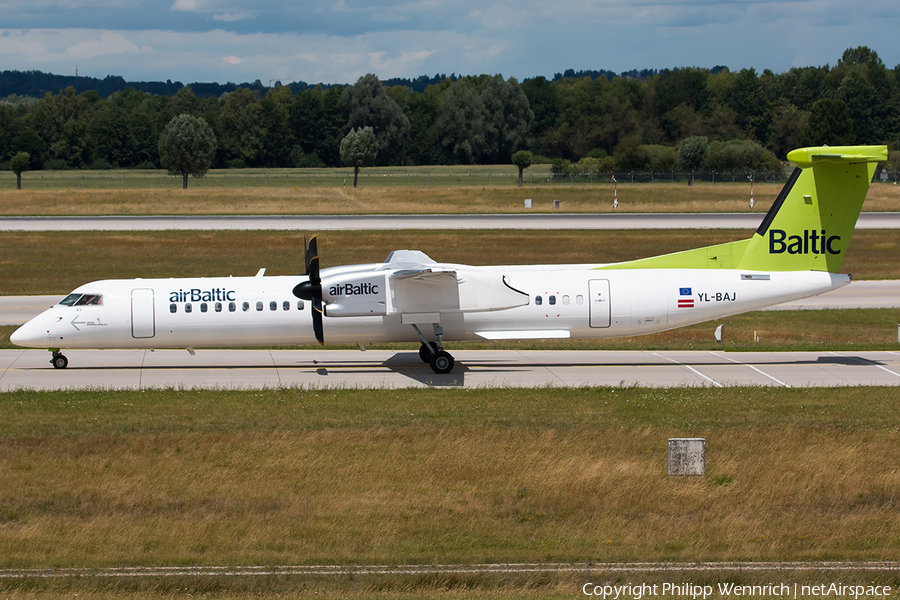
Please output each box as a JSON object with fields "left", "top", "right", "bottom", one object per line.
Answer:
{"left": 678, "top": 287, "right": 694, "bottom": 308}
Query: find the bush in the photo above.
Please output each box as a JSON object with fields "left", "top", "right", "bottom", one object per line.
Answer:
{"left": 88, "top": 159, "right": 114, "bottom": 170}
{"left": 707, "top": 139, "right": 782, "bottom": 172}
{"left": 678, "top": 135, "right": 710, "bottom": 171}
{"left": 575, "top": 157, "right": 600, "bottom": 174}
{"left": 550, "top": 158, "right": 574, "bottom": 176}
{"left": 642, "top": 145, "right": 678, "bottom": 171}
{"left": 43, "top": 159, "right": 69, "bottom": 170}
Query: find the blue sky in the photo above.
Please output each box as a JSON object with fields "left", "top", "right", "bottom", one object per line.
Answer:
{"left": 1, "top": 0, "right": 898, "bottom": 86}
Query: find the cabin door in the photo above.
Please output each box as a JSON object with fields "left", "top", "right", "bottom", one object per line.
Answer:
{"left": 588, "top": 279, "right": 611, "bottom": 328}
{"left": 131, "top": 288, "right": 156, "bottom": 339}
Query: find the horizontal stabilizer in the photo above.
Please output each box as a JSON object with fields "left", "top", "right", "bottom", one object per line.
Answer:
{"left": 787, "top": 146, "right": 888, "bottom": 167}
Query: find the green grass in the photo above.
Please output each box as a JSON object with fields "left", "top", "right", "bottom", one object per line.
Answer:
{"left": 0, "top": 386, "right": 897, "bottom": 576}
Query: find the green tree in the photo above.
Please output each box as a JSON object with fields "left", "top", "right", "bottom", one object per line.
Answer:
{"left": 482, "top": 75, "right": 534, "bottom": 164}
{"left": 339, "top": 74, "right": 410, "bottom": 165}
{"left": 10, "top": 151, "right": 30, "bottom": 190}
{"left": 801, "top": 98, "right": 855, "bottom": 146}
{"left": 340, "top": 126, "right": 377, "bottom": 188}
{"left": 520, "top": 76, "right": 560, "bottom": 142}
{"left": 511, "top": 150, "right": 533, "bottom": 187}
{"left": 433, "top": 81, "right": 488, "bottom": 164}
{"left": 290, "top": 86, "right": 344, "bottom": 167}
{"left": 219, "top": 88, "right": 264, "bottom": 167}
{"left": 678, "top": 135, "right": 709, "bottom": 183}
{"left": 260, "top": 86, "right": 295, "bottom": 167}
{"left": 158, "top": 114, "right": 217, "bottom": 189}
{"left": 725, "top": 68, "right": 773, "bottom": 143}
{"left": 36, "top": 86, "right": 93, "bottom": 168}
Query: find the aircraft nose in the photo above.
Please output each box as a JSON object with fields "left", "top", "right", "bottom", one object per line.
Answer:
{"left": 10, "top": 317, "right": 47, "bottom": 348}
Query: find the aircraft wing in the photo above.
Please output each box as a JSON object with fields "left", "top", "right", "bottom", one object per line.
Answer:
{"left": 389, "top": 267, "right": 528, "bottom": 316}
{"left": 390, "top": 268, "right": 458, "bottom": 281}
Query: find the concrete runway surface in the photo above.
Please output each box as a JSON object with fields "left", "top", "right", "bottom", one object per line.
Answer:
{"left": 1, "top": 348, "right": 897, "bottom": 390}
{"left": 1, "top": 212, "right": 898, "bottom": 231}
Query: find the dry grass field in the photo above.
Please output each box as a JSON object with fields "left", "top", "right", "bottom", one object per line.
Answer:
{"left": 0, "top": 229, "right": 896, "bottom": 296}
{"left": 0, "top": 386, "right": 897, "bottom": 598}
{"left": 0, "top": 181, "right": 897, "bottom": 215}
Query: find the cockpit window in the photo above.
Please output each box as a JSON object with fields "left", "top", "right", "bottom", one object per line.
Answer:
{"left": 59, "top": 294, "right": 82, "bottom": 306}
{"left": 74, "top": 294, "right": 102, "bottom": 306}
{"left": 59, "top": 293, "right": 102, "bottom": 306}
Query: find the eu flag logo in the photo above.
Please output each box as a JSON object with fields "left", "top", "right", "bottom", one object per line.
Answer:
{"left": 679, "top": 287, "right": 692, "bottom": 296}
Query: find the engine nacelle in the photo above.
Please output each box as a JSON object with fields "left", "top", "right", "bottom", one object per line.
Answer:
{"left": 322, "top": 271, "right": 388, "bottom": 317}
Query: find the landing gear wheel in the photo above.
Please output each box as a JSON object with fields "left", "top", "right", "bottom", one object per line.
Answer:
{"left": 429, "top": 350, "right": 454, "bottom": 374}
{"left": 418, "top": 342, "right": 438, "bottom": 363}
{"left": 51, "top": 353, "right": 68, "bottom": 369}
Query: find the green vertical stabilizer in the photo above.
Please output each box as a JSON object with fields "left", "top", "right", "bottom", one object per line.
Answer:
{"left": 597, "top": 145, "right": 886, "bottom": 274}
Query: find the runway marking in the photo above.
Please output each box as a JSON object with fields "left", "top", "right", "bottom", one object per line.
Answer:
{"left": 828, "top": 351, "right": 900, "bottom": 378}
{"left": 651, "top": 352, "right": 722, "bottom": 387}
{"left": 709, "top": 352, "right": 791, "bottom": 387}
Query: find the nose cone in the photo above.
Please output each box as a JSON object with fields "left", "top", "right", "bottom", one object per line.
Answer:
{"left": 10, "top": 317, "right": 46, "bottom": 348}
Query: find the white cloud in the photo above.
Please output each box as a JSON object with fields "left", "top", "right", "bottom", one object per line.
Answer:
{"left": 170, "top": 0, "right": 210, "bottom": 12}
{"left": 212, "top": 11, "right": 255, "bottom": 21}
{"left": 65, "top": 31, "right": 150, "bottom": 60}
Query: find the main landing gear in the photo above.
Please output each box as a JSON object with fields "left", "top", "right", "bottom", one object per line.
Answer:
{"left": 412, "top": 324, "right": 455, "bottom": 374}
{"left": 50, "top": 351, "right": 69, "bottom": 369}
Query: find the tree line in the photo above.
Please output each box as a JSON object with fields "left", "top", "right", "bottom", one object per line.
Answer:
{"left": 1, "top": 46, "right": 897, "bottom": 174}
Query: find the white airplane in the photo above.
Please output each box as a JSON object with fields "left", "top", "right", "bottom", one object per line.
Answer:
{"left": 11, "top": 145, "right": 886, "bottom": 374}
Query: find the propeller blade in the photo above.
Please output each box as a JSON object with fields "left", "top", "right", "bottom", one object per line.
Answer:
{"left": 303, "top": 235, "right": 309, "bottom": 274}
{"left": 312, "top": 297, "right": 325, "bottom": 345}
{"left": 306, "top": 235, "right": 320, "bottom": 283}
{"left": 297, "top": 234, "right": 324, "bottom": 345}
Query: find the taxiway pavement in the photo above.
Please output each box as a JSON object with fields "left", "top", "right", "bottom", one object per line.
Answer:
{"left": 1, "top": 212, "right": 898, "bottom": 231}
{"left": 1, "top": 348, "right": 897, "bottom": 390}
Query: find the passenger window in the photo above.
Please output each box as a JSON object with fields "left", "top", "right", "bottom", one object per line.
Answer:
{"left": 229, "top": 302, "right": 236, "bottom": 312}
{"left": 185, "top": 303, "right": 192, "bottom": 313}
{"left": 297, "top": 300, "right": 305, "bottom": 310}
{"left": 283, "top": 301, "right": 290, "bottom": 311}
{"left": 576, "top": 295, "right": 584, "bottom": 305}
{"left": 200, "top": 303, "right": 208, "bottom": 313}
{"left": 242, "top": 302, "right": 250, "bottom": 312}
{"left": 549, "top": 295, "right": 556, "bottom": 305}
{"left": 562, "top": 295, "right": 570, "bottom": 305}
{"left": 215, "top": 302, "right": 222, "bottom": 312}
{"left": 535, "top": 296, "right": 542, "bottom": 306}
{"left": 270, "top": 301, "right": 277, "bottom": 311}
{"left": 170, "top": 303, "right": 177, "bottom": 313}
{"left": 256, "top": 301, "right": 264, "bottom": 311}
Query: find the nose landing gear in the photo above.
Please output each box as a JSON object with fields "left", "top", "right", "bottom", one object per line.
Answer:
{"left": 50, "top": 351, "right": 69, "bottom": 369}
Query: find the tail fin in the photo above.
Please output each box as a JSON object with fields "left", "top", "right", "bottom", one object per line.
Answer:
{"left": 596, "top": 145, "right": 886, "bottom": 274}
{"left": 736, "top": 145, "right": 886, "bottom": 272}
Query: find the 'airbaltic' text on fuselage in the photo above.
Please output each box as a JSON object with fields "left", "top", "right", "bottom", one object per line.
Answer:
{"left": 329, "top": 283, "right": 379, "bottom": 296}
{"left": 169, "top": 288, "right": 237, "bottom": 303}
{"left": 769, "top": 229, "right": 841, "bottom": 255}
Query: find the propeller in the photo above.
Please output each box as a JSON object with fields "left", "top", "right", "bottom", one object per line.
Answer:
{"left": 292, "top": 235, "right": 324, "bottom": 344}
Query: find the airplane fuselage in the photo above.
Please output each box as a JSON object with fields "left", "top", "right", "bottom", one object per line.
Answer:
{"left": 13, "top": 264, "right": 849, "bottom": 351}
